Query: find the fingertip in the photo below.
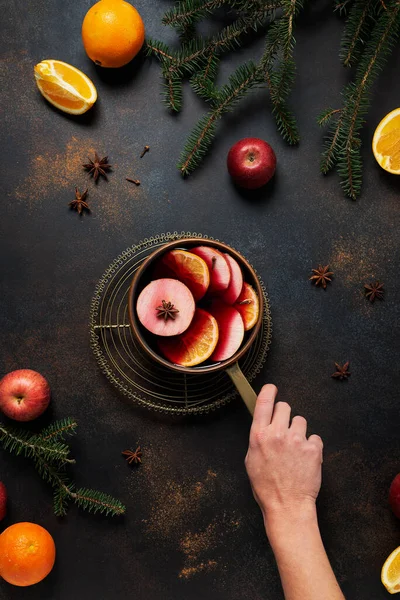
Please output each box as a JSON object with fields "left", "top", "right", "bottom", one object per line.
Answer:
{"left": 259, "top": 384, "right": 278, "bottom": 398}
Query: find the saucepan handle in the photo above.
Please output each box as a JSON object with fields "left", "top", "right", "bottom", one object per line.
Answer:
{"left": 225, "top": 362, "right": 257, "bottom": 416}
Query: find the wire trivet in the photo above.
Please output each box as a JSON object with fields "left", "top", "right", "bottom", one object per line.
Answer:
{"left": 89, "top": 232, "right": 272, "bottom": 415}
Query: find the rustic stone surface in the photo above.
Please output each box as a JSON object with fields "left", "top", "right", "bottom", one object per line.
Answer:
{"left": 1, "top": 1, "right": 400, "bottom": 598}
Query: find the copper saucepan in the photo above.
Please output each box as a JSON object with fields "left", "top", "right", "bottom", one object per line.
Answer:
{"left": 128, "top": 238, "right": 264, "bottom": 415}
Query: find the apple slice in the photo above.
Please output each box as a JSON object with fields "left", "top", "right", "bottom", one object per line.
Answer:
{"left": 235, "top": 282, "right": 260, "bottom": 331}
{"left": 157, "top": 249, "right": 210, "bottom": 301}
{"left": 220, "top": 254, "right": 243, "bottom": 304}
{"left": 209, "top": 301, "right": 244, "bottom": 362}
{"left": 191, "top": 246, "right": 231, "bottom": 293}
{"left": 158, "top": 308, "right": 219, "bottom": 367}
{"left": 136, "top": 278, "right": 195, "bottom": 337}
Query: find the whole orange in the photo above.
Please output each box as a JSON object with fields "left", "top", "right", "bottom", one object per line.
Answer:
{"left": 82, "top": 0, "right": 145, "bottom": 68}
{"left": 0, "top": 522, "right": 56, "bottom": 587}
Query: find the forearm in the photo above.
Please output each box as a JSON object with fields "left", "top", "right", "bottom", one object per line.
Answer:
{"left": 265, "top": 508, "right": 345, "bottom": 600}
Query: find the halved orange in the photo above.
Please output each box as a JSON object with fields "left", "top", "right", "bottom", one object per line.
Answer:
{"left": 34, "top": 60, "right": 97, "bottom": 115}
{"left": 382, "top": 546, "right": 400, "bottom": 594}
{"left": 158, "top": 308, "right": 219, "bottom": 367}
{"left": 235, "top": 282, "right": 260, "bottom": 331}
{"left": 159, "top": 249, "right": 210, "bottom": 301}
{"left": 372, "top": 108, "right": 400, "bottom": 174}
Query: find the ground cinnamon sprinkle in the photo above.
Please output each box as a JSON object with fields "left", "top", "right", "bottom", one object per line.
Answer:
{"left": 330, "top": 237, "right": 379, "bottom": 286}
{"left": 139, "top": 448, "right": 242, "bottom": 581}
{"left": 179, "top": 560, "right": 218, "bottom": 580}
{"left": 15, "top": 136, "right": 96, "bottom": 208}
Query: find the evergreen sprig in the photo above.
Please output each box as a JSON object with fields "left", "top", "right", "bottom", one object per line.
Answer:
{"left": 148, "top": 0, "right": 400, "bottom": 197}
{"left": 319, "top": 1, "right": 400, "bottom": 199}
{"left": 179, "top": 62, "right": 262, "bottom": 174}
{"left": 0, "top": 419, "right": 126, "bottom": 518}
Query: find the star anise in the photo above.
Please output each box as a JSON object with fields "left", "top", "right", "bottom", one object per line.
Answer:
{"left": 364, "top": 281, "right": 384, "bottom": 302}
{"left": 331, "top": 362, "right": 351, "bottom": 380}
{"left": 83, "top": 152, "right": 112, "bottom": 182}
{"left": 310, "top": 265, "right": 334, "bottom": 289}
{"left": 69, "top": 187, "right": 90, "bottom": 215}
{"left": 156, "top": 300, "right": 179, "bottom": 321}
{"left": 122, "top": 447, "right": 142, "bottom": 464}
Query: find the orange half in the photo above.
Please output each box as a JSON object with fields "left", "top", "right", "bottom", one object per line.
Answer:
{"left": 382, "top": 546, "right": 400, "bottom": 594}
{"left": 372, "top": 108, "right": 400, "bottom": 174}
{"left": 34, "top": 60, "right": 97, "bottom": 115}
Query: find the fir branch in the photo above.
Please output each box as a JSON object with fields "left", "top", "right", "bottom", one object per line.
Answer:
{"left": 39, "top": 418, "right": 78, "bottom": 442}
{"left": 338, "top": 2, "right": 400, "bottom": 198}
{"left": 74, "top": 488, "right": 126, "bottom": 517}
{"left": 1, "top": 418, "right": 125, "bottom": 518}
{"left": 334, "top": 0, "right": 355, "bottom": 15}
{"left": 162, "top": 0, "right": 229, "bottom": 31}
{"left": 190, "top": 56, "right": 220, "bottom": 101}
{"left": 0, "top": 423, "right": 74, "bottom": 464}
{"left": 340, "top": 0, "right": 378, "bottom": 67}
{"left": 317, "top": 107, "right": 341, "bottom": 127}
{"left": 36, "top": 457, "right": 126, "bottom": 517}
{"left": 145, "top": 39, "right": 174, "bottom": 62}
{"left": 319, "top": 110, "right": 343, "bottom": 173}
{"left": 162, "top": 70, "right": 183, "bottom": 112}
{"left": 178, "top": 62, "right": 262, "bottom": 174}
{"left": 148, "top": 7, "right": 275, "bottom": 111}
{"left": 261, "top": 1, "right": 302, "bottom": 144}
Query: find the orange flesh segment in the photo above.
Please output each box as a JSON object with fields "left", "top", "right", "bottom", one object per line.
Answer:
{"left": 158, "top": 309, "right": 218, "bottom": 367}
{"left": 388, "top": 554, "right": 400, "bottom": 581}
{"left": 376, "top": 115, "right": 400, "bottom": 171}
{"left": 51, "top": 62, "right": 93, "bottom": 97}
{"left": 36, "top": 80, "right": 86, "bottom": 110}
{"left": 162, "top": 250, "right": 210, "bottom": 301}
{"left": 235, "top": 283, "right": 260, "bottom": 331}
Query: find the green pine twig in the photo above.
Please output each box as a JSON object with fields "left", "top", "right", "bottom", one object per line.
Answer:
{"left": 1, "top": 418, "right": 126, "bottom": 518}
{"left": 178, "top": 62, "right": 262, "bottom": 174}
{"left": 39, "top": 417, "right": 78, "bottom": 441}
{"left": 320, "top": 1, "right": 400, "bottom": 199}
{"left": 340, "top": 0, "right": 380, "bottom": 67}
{"left": 35, "top": 456, "right": 125, "bottom": 518}
{"left": 162, "top": 0, "right": 230, "bottom": 32}
{"left": 0, "top": 422, "right": 75, "bottom": 464}
{"left": 146, "top": 5, "right": 276, "bottom": 112}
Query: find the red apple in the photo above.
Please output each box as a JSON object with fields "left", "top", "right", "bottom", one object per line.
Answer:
{"left": 227, "top": 137, "right": 276, "bottom": 190}
{"left": 209, "top": 300, "right": 244, "bottom": 362}
{"left": 191, "top": 246, "right": 231, "bottom": 294}
{"left": 220, "top": 254, "right": 243, "bottom": 305}
{"left": 136, "top": 278, "right": 195, "bottom": 337}
{"left": 0, "top": 482, "right": 7, "bottom": 522}
{"left": 0, "top": 369, "right": 50, "bottom": 422}
{"left": 389, "top": 474, "right": 400, "bottom": 518}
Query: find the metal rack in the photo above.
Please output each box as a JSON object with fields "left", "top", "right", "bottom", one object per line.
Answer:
{"left": 89, "top": 232, "right": 272, "bottom": 415}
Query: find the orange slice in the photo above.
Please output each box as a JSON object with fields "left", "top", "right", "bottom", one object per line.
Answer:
{"left": 158, "top": 308, "right": 219, "bottom": 367}
{"left": 372, "top": 108, "right": 400, "bottom": 174}
{"left": 382, "top": 546, "right": 400, "bottom": 594}
{"left": 34, "top": 60, "right": 97, "bottom": 115}
{"left": 235, "top": 282, "right": 260, "bottom": 331}
{"left": 159, "top": 249, "right": 210, "bottom": 301}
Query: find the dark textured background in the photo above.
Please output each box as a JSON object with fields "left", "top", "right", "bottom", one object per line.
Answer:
{"left": 1, "top": 1, "right": 400, "bottom": 598}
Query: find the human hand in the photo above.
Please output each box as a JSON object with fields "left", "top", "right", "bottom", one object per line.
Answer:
{"left": 245, "top": 385, "right": 323, "bottom": 531}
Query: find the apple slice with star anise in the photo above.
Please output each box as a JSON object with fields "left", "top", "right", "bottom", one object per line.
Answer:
{"left": 136, "top": 279, "right": 195, "bottom": 337}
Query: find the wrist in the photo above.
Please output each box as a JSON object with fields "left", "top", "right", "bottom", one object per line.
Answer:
{"left": 263, "top": 502, "right": 319, "bottom": 550}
